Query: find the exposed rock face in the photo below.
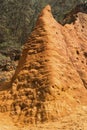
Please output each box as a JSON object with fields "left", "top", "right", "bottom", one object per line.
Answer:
{"left": 10, "top": 5, "right": 87, "bottom": 123}
{"left": 63, "top": 13, "right": 87, "bottom": 88}
{"left": 63, "top": 2, "right": 87, "bottom": 24}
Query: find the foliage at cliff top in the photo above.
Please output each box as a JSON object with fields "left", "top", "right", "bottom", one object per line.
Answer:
{"left": 0, "top": 0, "right": 87, "bottom": 45}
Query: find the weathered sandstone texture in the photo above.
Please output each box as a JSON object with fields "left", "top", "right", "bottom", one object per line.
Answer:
{"left": 9, "top": 5, "right": 87, "bottom": 123}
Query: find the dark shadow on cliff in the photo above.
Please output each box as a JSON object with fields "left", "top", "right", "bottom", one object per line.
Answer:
{"left": 62, "top": 2, "right": 87, "bottom": 25}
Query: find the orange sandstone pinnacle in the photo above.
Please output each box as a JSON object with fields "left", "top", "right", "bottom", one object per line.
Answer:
{"left": 10, "top": 5, "right": 87, "bottom": 123}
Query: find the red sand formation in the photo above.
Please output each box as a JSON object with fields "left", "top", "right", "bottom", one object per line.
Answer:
{"left": 10, "top": 5, "right": 87, "bottom": 123}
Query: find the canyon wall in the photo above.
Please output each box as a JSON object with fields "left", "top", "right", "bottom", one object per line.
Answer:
{"left": 9, "top": 5, "right": 87, "bottom": 123}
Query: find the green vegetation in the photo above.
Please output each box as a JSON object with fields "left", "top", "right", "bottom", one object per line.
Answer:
{"left": 0, "top": 0, "right": 86, "bottom": 46}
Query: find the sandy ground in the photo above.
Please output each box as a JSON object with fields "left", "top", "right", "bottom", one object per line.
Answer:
{"left": 0, "top": 106, "right": 87, "bottom": 130}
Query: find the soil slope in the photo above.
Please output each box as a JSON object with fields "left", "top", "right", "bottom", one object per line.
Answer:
{"left": 0, "top": 5, "right": 87, "bottom": 128}
{"left": 10, "top": 5, "right": 87, "bottom": 123}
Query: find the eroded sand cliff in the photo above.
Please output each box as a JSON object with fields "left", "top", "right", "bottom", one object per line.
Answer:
{"left": 0, "top": 5, "right": 87, "bottom": 129}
